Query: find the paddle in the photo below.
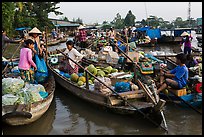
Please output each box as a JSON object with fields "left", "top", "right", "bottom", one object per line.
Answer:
{"left": 2, "top": 42, "right": 23, "bottom": 74}
{"left": 56, "top": 49, "right": 168, "bottom": 132}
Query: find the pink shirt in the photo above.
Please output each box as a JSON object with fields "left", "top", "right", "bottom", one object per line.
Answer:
{"left": 18, "top": 48, "right": 36, "bottom": 70}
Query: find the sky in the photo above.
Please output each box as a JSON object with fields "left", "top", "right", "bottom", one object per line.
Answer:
{"left": 48, "top": 2, "right": 202, "bottom": 24}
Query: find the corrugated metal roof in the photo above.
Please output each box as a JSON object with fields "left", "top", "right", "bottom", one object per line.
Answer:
{"left": 55, "top": 24, "right": 80, "bottom": 27}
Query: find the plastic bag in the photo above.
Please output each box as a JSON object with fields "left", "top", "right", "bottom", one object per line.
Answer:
{"left": 2, "top": 78, "right": 25, "bottom": 95}
{"left": 2, "top": 94, "right": 19, "bottom": 106}
{"left": 34, "top": 54, "right": 48, "bottom": 83}
{"left": 114, "top": 82, "right": 131, "bottom": 93}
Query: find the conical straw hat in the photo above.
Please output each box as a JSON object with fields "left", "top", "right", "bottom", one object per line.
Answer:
{"left": 29, "top": 27, "right": 42, "bottom": 34}
{"left": 181, "top": 31, "right": 190, "bottom": 37}
{"left": 78, "top": 25, "right": 85, "bottom": 29}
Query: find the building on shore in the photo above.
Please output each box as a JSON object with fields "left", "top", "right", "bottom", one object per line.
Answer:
{"left": 49, "top": 18, "right": 82, "bottom": 36}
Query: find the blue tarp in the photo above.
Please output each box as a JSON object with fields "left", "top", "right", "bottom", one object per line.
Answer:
{"left": 15, "top": 27, "right": 31, "bottom": 31}
{"left": 134, "top": 26, "right": 150, "bottom": 32}
{"left": 146, "top": 29, "right": 161, "bottom": 39}
{"left": 134, "top": 27, "right": 161, "bottom": 39}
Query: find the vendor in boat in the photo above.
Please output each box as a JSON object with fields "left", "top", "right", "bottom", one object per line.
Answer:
{"left": 62, "top": 40, "right": 84, "bottom": 75}
{"left": 78, "top": 25, "right": 87, "bottom": 49}
{"left": 28, "top": 27, "right": 43, "bottom": 57}
{"left": 2, "top": 29, "right": 22, "bottom": 52}
{"left": 18, "top": 39, "right": 37, "bottom": 84}
{"left": 156, "top": 53, "right": 188, "bottom": 94}
{"left": 185, "top": 54, "right": 198, "bottom": 68}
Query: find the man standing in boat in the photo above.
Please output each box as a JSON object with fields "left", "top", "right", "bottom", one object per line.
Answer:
{"left": 63, "top": 40, "right": 84, "bottom": 74}
{"left": 2, "top": 29, "right": 22, "bottom": 52}
{"left": 78, "top": 25, "right": 87, "bottom": 49}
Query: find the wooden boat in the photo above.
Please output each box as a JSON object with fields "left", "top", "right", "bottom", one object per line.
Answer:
{"left": 59, "top": 37, "right": 68, "bottom": 43}
{"left": 2, "top": 67, "right": 56, "bottom": 126}
{"left": 153, "top": 55, "right": 202, "bottom": 108}
{"left": 47, "top": 39, "right": 61, "bottom": 46}
{"left": 196, "top": 35, "right": 202, "bottom": 43}
{"left": 158, "top": 28, "right": 192, "bottom": 44}
{"left": 47, "top": 50, "right": 169, "bottom": 130}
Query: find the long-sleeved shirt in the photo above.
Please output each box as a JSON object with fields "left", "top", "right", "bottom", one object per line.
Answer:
{"left": 18, "top": 48, "right": 36, "bottom": 70}
{"left": 63, "top": 48, "right": 84, "bottom": 69}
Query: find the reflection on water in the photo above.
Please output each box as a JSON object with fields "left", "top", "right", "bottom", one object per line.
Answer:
{"left": 3, "top": 83, "right": 202, "bottom": 135}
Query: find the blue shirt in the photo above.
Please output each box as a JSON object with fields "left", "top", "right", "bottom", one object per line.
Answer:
{"left": 170, "top": 65, "right": 188, "bottom": 88}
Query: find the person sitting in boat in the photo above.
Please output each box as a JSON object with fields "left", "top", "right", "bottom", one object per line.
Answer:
{"left": 185, "top": 54, "right": 198, "bottom": 68}
{"left": 18, "top": 39, "right": 37, "bottom": 84}
{"left": 156, "top": 53, "right": 188, "bottom": 94}
{"left": 63, "top": 40, "right": 84, "bottom": 75}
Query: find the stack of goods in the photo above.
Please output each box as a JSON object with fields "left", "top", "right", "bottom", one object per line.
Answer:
{"left": 94, "top": 77, "right": 112, "bottom": 95}
{"left": 139, "top": 62, "right": 154, "bottom": 74}
{"left": 106, "top": 51, "right": 119, "bottom": 64}
{"left": 98, "top": 46, "right": 113, "bottom": 61}
{"left": 109, "top": 72, "right": 134, "bottom": 86}
{"left": 2, "top": 78, "right": 48, "bottom": 106}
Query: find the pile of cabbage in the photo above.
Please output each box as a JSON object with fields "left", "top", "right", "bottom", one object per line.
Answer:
{"left": 2, "top": 78, "right": 48, "bottom": 106}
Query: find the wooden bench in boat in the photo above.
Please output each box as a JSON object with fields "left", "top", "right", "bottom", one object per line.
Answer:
{"left": 108, "top": 90, "right": 145, "bottom": 106}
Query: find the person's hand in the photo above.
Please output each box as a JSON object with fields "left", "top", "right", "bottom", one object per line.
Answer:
{"left": 160, "top": 71, "right": 165, "bottom": 76}
{"left": 34, "top": 67, "right": 37, "bottom": 71}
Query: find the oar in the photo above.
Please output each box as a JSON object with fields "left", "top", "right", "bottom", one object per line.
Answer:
{"left": 56, "top": 49, "right": 168, "bottom": 132}
{"left": 2, "top": 42, "right": 23, "bottom": 74}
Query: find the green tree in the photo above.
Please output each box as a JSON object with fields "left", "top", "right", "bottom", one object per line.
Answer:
{"left": 101, "top": 21, "right": 112, "bottom": 30}
{"left": 111, "top": 13, "right": 124, "bottom": 29}
{"left": 124, "top": 10, "right": 136, "bottom": 27}
{"left": 60, "top": 16, "right": 69, "bottom": 21}
{"left": 2, "top": 2, "right": 15, "bottom": 36}
{"left": 3, "top": 2, "right": 63, "bottom": 37}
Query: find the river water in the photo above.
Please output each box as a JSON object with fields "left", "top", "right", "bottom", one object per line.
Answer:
{"left": 2, "top": 31, "right": 202, "bottom": 135}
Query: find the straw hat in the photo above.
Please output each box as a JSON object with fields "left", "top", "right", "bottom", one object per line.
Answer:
{"left": 29, "top": 27, "right": 42, "bottom": 34}
{"left": 180, "top": 31, "right": 190, "bottom": 37}
{"left": 78, "top": 25, "right": 85, "bottom": 29}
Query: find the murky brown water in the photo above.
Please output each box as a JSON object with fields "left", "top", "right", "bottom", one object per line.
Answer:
{"left": 2, "top": 31, "right": 202, "bottom": 135}
{"left": 2, "top": 83, "right": 202, "bottom": 135}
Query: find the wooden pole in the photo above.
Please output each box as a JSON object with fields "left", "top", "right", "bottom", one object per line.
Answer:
{"left": 45, "top": 26, "right": 49, "bottom": 62}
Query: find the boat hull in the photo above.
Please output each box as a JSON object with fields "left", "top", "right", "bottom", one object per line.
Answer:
{"left": 2, "top": 72, "right": 55, "bottom": 126}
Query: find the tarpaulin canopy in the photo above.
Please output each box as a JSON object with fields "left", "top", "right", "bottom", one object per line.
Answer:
{"left": 146, "top": 29, "right": 161, "bottom": 39}
{"left": 134, "top": 26, "right": 150, "bottom": 32}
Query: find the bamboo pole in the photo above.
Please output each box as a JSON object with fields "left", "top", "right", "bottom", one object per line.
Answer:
{"left": 45, "top": 26, "right": 49, "bottom": 62}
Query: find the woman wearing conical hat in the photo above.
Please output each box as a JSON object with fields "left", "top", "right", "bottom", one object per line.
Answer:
{"left": 28, "top": 27, "right": 48, "bottom": 83}
{"left": 28, "top": 27, "right": 43, "bottom": 56}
